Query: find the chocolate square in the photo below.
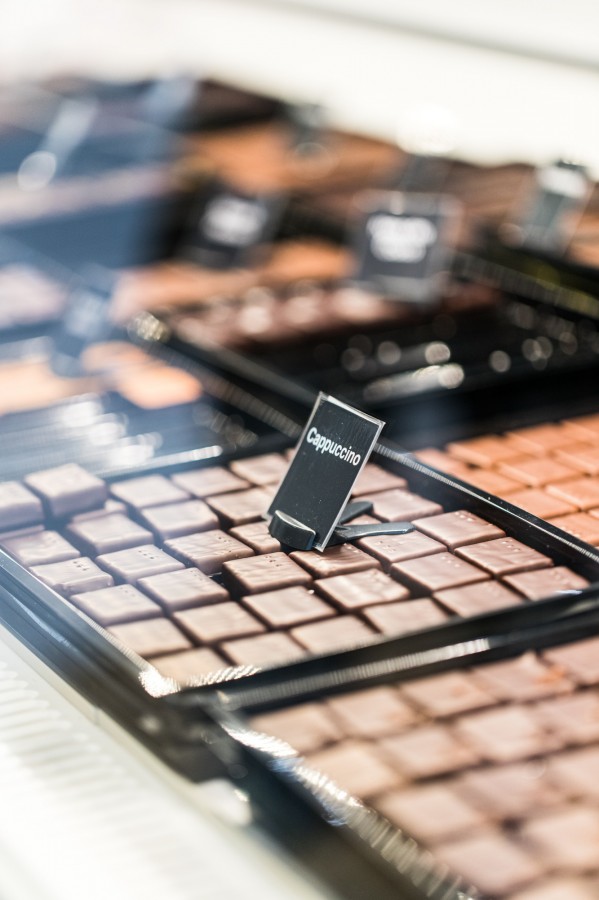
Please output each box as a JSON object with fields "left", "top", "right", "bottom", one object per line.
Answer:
{"left": 546, "top": 477, "right": 599, "bottom": 511}
{"left": 221, "top": 633, "right": 305, "bottom": 667}
{"left": 32, "top": 557, "right": 114, "bottom": 596}
{"left": 456, "top": 538, "right": 553, "bottom": 576}
{"left": 370, "top": 489, "right": 443, "bottom": 522}
{"left": 507, "top": 488, "right": 577, "bottom": 519}
{"left": 380, "top": 724, "right": 478, "bottom": 779}
{"left": 70, "top": 584, "right": 161, "bottom": 626}
{"left": 109, "top": 618, "right": 192, "bottom": 657}
{"left": 205, "top": 487, "right": 273, "bottom": 527}
{"left": 435, "top": 832, "right": 542, "bottom": 896}
{"left": 446, "top": 435, "right": 521, "bottom": 467}
{"left": 165, "top": 530, "right": 253, "bottom": 575}
{"left": 229, "top": 453, "right": 289, "bottom": 486}
{"left": 549, "top": 512, "right": 599, "bottom": 545}
{"left": 307, "top": 741, "right": 401, "bottom": 799}
{"left": 67, "top": 514, "right": 153, "bottom": 555}
{"left": 110, "top": 475, "right": 189, "bottom": 510}
{"left": 356, "top": 529, "right": 445, "bottom": 569}
{"left": 229, "top": 520, "right": 281, "bottom": 554}
{"left": 434, "top": 581, "right": 523, "bottom": 616}
{"left": 352, "top": 464, "right": 407, "bottom": 496}
{"left": 363, "top": 598, "right": 448, "bottom": 635}
{"left": 25, "top": 463, "right": 107, "bottom": 517}
{"left": 171, "top": 466, "right": 249, "bottom": 498}
{"left": 149, "top": 647, "right": 228, "bottom": 682}
{"left": 326, "top": 686, "right": 419, "bottom": 739}
{"left": 175, "top": 602, "right": 265, "bottom": 644}
{"left": 250, "top": 704, "right": 343, "bottom": 754}
{"left": 315, "top": 569, "right": 409, "bottom": 609}
{"left": 138, "top": 568, "right": 229, "bottom": 611}
{"left": 290, "top": 544, "right": 378, "bottom": 578}
{"left": 413, "top": 510, "right": 505, "bottom": 549}
{"left": 401, "top": 671, "right": 496, "bottom": 718}
{"left": 242, "top": 586, "right": 334, "bottom": 628}
{"left": 374, "top": 783, "right": 484, "bottom": 845}
{"left": 0, "top": 481, "right": 43, "bottom": 530}
{"left": 498, "top": 455, "right": 577, "bottom": 488}
{"left": 503, "top": 566, "right": 590, "bottom": 600}
{"left": 1, "top": 530, "right": 79, "bottom": 567}
{"left": 222, "top": 552, "right": 312, "bottom": 595}
{"left": 392, "top": 551, "right": 489, "bottom": 593}
{"left": 96, "top": 545, "right": 184, "bottom": 584}
{"left": 139, "top": 500, "right": 219, "bottom": 539}
{"left": 291, "top": 615, "right": 375, "bottom": 654}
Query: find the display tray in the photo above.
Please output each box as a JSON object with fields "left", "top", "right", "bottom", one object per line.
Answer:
{"left": 216, "top": 601, "right": 599, "bottom": 900}
{"left": 0, "top": 442, "right": 597, "bottom": 783}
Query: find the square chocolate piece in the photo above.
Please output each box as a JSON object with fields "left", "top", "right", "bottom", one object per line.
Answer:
{"left": 222, "top": 552, "right": 312, "bottom": 596}
{"left": 291, "top": 616, "right": 375, "bottom": 654}
{"left": 370, "top": 489, "right": 443, "bottom": 522}
{"left": 434, "top": 581, "right": 523, "bottom": 616}
{"left": 0, "top": 481, "right": 43, "bottom": 530}
{"left": 456, "top": 538, "right": 553, "bottom": 576}
{"left": 205, "top": 487, "right": 273, "bottom": 528}
{"left": 165, "top": 530, "right": 253, "bottom": 575}
{"left": 229, "top": 453, "right": 289, "bottom": 486}
{"left": 307, "top": 741, "right": 401, "bottom": 799}
{"left": 139, "top": 500, "right": 219, "bottom": 539}
{"left": 326, "top": 686, "right": 419, "bottom": 738}
{"left": 109, "top": 618, "right": 192, "bottom": 658}
{"left": 290, "top": 544, "right": 378, "bottom": 578}
{"left": 221, "top": 633, "right": 305, "bottom": 667}
{"left": 413, "top": 510, "right": 505, "bottom": 549}
{"left": 229, "top": 521, "right": 281, "bottom": 554}
{"left": 149, "top": 648, "right": 228, "bottom": 682}
{"left": 1, "top": 530, "right": 79, "bottom": 567}
{"left": 32, "top": 557, "right": 114, "bottom": 596}
{"left": 96, "top": 545, "right": 184, "bottom": 584}
{"left": 507, "top": 488, "right": 576, "bottom": 519}
{"left": 503, "top": 566, "right": 590, "bottom": 600}
{"left": 70, "top": 584, "right": 161, "bottom": 626}
{"left": 67, "top": 514, "right": 153, "bottom": 555}
{"left": 172, "top": 466, "right": 249, "bottom": 498}
{"left": 364, "top": 598, "right": 448, "bottom": 635}
{"left": 175, "top": 602, "right": 265, "bottom": 644}
{"left": 110, "top": 475, "right": 189, "bottom": 510}
{"left": 547, "top": 477, "right": 599, "bottom": 511}
{"left": 392, "top": 551, "right": 489, "bottom": 594}
{"left": 25, "top": 464, "right": 107, "bottom": 517}
{"left": 352, "top": 464, "right": 407, "bottom": 496}
{"left": 315, "top": 569, "right": 409, "bottom": 609}
{"left": 250, "top": 704, "right": 342, "bottom": 754}
{"left": 357, "top": 530, "right": 445, "bottom": 569}
{"left": 138, "top": 568, "right": 229, "bottom": 611}
{"left": 242, "top": 586, "right": 334, "bottom": 628}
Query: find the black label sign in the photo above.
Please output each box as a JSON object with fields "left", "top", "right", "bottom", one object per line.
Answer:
{"left": 51, "top": 267, "right": 115, "bottom": 377}
{"left": 267, "top": 394, "right": 384, "bottom": 551}
{"left": 353, "top": 192, "right": 460, "bottom": 304}
{"left": 516, "top": 160, "right": 590, "bottom": 253}
{"left": 182, "top": 182, "right": 285, "bottom": 269}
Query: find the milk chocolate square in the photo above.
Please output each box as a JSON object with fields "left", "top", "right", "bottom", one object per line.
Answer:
{"left": 140, "top": 500, "right": 219, "bottom": 539}
{"left": 70, "top": 500, "right": 128, "bottom": 522}
{"left": 446, "top": 435, "right": 522, "bottom": 467}
{"left": 109, "top": 618, "right": 192, "bottom": 657}
{"left": 547, "top": 477, "right": 599, "bottom": 511}
{"left": 508, "top": 488, "right": 577, "bottom": 519}
{"left": 545, "top": 748, "right": 599, "bottom": 801}
{"left": 536, "top": 692, "right": 599, "bottom": 745}
{"left": 138, "top": 567, "right": 229, "bottom": 611}
{"left": 221, "top": 633, "right": 305, "bottom": 667}
{"left": 0, "top": 481, "right": 43, "bottom": 530}
{"left": 290, "top": 544, "right": 378, "bottom": 578}
{"left": 205, "top": 487, "right": 273, "bottom": 527}
{"left": 363, "top": 598, "right": 448, "bottom": 635}
{"left": 401, "top": 671, "right": 496, "bottom": 718}
{"left": 175, "top": 602, "right": 265, "bottom": 644}
{"left": 32, "top": 557, "right": 114, "bottom": 596}
{"left": 453, "top": 706, "right": 555, "bottom": 763}
{"left": 544, "top": 637, "right": 599, "bottom": 685}
{"left": 462, "top": 469, "right": 522, "bottom": 497}
{"left": 352, "top": 464, "right": 407, "bottom": 496}
{"left": 504, "top": 566, "right": 590, "bottom": 600}
{"left": 229, "top": 520, "right": 281, "bottom": 554}
{"left": 434, "top": 581, "right": 523, "bottom": 616}
{"left": 229, "top": 453, "right": 289, "bottom": 486}
{"left": 96, "top": 545, "right": 184, "bottom": 584}
{"left": 242, "top": 586, "right": 334, "bottom": 628}
{"left": 392, "top": 551, "right": 489, "bottom": 593}
{"left": 456, "top": 538, "right": 553, "bottom": 576}
{"left": 549, "top": 512, "right": 599, "bottom": 545}
{"left": 250, "top": 704, "right": 342, "bottom": 754}
{"left": 380, "top": 724, "right": 478, "bottom": 779}
{"left": 458, "top": 761, "right": 565, "bottom": 820}
{"left": 307, "top": 741, "right": 401, "bottom": 799}
{"left": 291, "top": 615, "right": 375, "bottom": 654}
{"left": 25, "top": 463, "right": 107, "bottom": 517}
{"left": 555, "top": 443, "right": 599, "bottom": 476}
{"left": 149, "top": 647, "right": 228, "bottom": 682}
{"left": 110, "top": 475, "right": 189, "bottom": 510}
{"left": 435, "top": 831, "right": 542, "bottom": 896}
{"left": 413, "top": 510, "right": 505, "bottom": 549}
{"left": 172, "top": 466, "right": 249, "bottom": 498}
{"left": 356, "top": 529, "right": 445, "bottom": 569}
{"left": 315, "top": 569, "right": 408, "bottom": 609}
{"left": 67, "top": 514, "right": 153, "bottom": 555}
{"left": 520, "top": 806, "right": 599, "bottom": 872}
{"left": 326, "top": 686, "right": 419, "bottom": 739}
{"left": 222, "top": 552, "right": 312, "bottom": 595}
{"left": 2, "top": 530, "right": 79, "bottom": 567}
{"left": 370, "top": 489, "right": 443, "bottom": 522}
{"left": 506, "top": 422, "right": 577, "bottom": 453}
{"left": 473, "top": 653, "right": 573, "bottom": 701}
{"left": 165, "top": 530, "right": 253, "bottom": 575}
{"left": 374, "top": 783, "right": 484, "bottom": 845}
{"left": 498, "top": 455, "right": 577, "bottom": 487}
{"left": 70, "top": 584, "right": 161, "bottom": 626}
